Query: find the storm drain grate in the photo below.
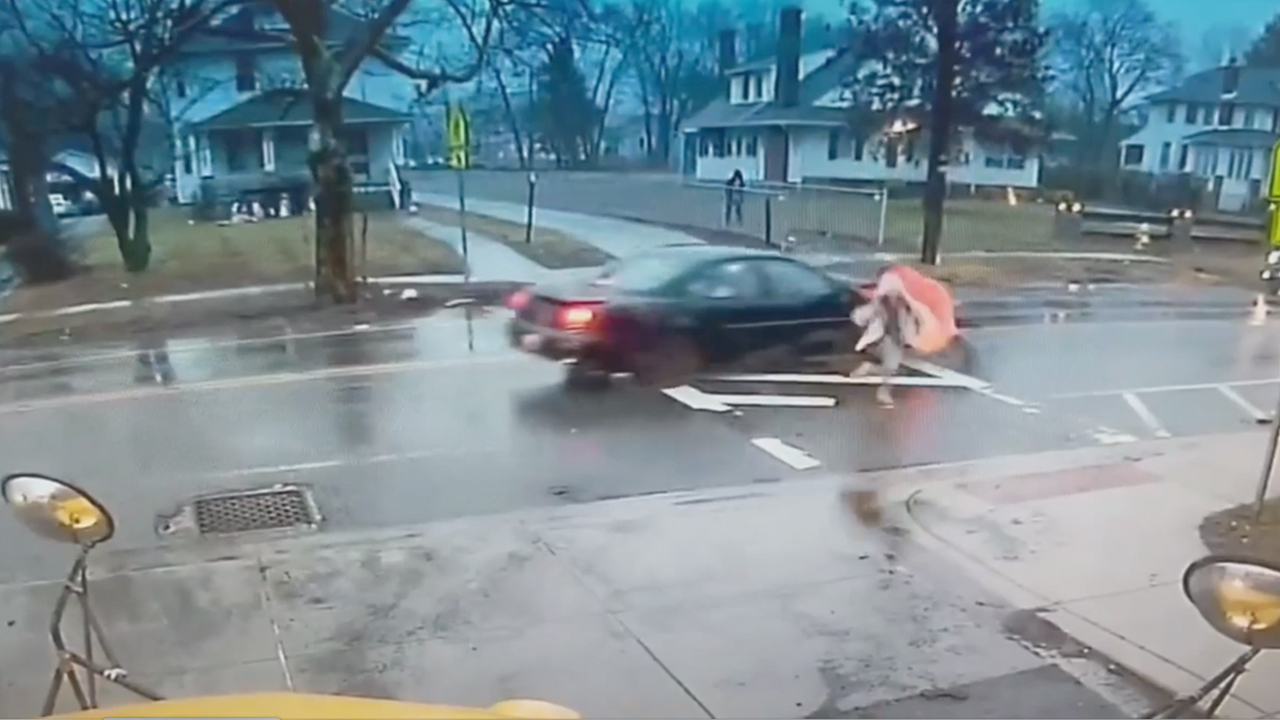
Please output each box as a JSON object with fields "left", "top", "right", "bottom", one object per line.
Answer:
{"left": 193, "top": 486, "right": 318, "bottom": 535}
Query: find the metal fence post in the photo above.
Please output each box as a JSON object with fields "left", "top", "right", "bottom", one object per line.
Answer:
{"left": 877, "top": 185, "right": 889, "bottom": 246}
{"left": 764, "top": 194, "right": 773, "bottom": 247}
{"left": 525, "top": 172, "right": 537, "bottom": 244}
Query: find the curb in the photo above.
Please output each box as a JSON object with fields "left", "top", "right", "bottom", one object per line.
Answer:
{"left": 0, "top": 274, "right": 502, "bottom": 327}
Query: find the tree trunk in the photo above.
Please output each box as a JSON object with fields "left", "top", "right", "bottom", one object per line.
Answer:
{"left": 920, "top": 0, "right": 958, "bottom": 266}
{"left": 492, "top": 68, "right": 528, "bottom": 169}
{"left": 310, "top": 94, "right": 357, "bottom": 304}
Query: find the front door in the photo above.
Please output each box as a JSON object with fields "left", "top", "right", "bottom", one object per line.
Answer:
{"left": 763, "top": 127, "right": 789, "bottom": 183}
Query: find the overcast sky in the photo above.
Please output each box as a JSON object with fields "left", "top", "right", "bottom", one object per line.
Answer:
{"left": 804, "top": 0, "right": 1276, "bottom": 69}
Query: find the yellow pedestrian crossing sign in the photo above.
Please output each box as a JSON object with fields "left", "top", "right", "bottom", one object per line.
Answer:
{"left": 447, "top": 104, "right": 470, "bottom": 170}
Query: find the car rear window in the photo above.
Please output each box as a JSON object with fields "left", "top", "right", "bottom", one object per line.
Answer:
{"left": 593, "top": 254, "right": 689, "bottom": 292}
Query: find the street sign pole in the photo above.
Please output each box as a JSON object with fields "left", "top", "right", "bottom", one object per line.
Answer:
{"left": 1253, "top": 137, "right": 1280, "bottom": 520}
{"left": 447, "top": 102, "right": 472, "bottom": 283}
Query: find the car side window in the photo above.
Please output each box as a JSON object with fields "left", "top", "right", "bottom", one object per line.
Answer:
{"left": 760, "top": 260, "right": 835, "bottom": 300}
{"left": 686, "top": 261, "right": 763, "bottom": 300}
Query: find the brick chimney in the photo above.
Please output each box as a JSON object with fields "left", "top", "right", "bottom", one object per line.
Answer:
{"left": 1223, "top": 56, "right": 1240, "bottom": 96}
{"left": 774, "top": 6, "right": 802, "bottom": 108}
{"left": 718, "top": 29, "right": 737, "bottom": 76}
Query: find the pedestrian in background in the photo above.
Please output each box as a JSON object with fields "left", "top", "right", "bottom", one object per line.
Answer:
{"left": 724, "top": 169, "right": 745, "bottom": 227}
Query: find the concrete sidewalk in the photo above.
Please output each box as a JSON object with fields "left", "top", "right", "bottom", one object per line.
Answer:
{"left": 0, "top": 459, "right": 1162, "bottom": 718}
{"left": 414, "top": 191, "right": 704, "bottom": 259}
{"left": 403, "top": 217, "right": 554, "bottom": 284}
{"left": 899, "top": 430, "right": 1280, "bottom": 718}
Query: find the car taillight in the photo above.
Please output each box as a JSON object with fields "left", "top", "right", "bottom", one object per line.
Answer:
{"left": 507, "top": 289, "right": 532, "bottom": 310}
{"left": 558, "top": 304, "right": 600, "bottom": 331}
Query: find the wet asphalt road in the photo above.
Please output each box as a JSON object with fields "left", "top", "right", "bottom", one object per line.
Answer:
{"left": 0, "top": 286, "right": 1278, "bottom": 583}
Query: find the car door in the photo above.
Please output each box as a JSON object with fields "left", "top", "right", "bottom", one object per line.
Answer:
{"left": 756, "top": 258, "right": 854, "bottom": 358}
{"left": 677, "top": 259, "right": 770, "bottom": 366}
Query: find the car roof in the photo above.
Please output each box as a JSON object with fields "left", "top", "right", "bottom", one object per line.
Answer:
{"left": 634, "top": 243, "right": 787, "bottom": 264}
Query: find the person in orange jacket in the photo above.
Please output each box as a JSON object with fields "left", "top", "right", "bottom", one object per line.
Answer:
{"left": 850, "top": 263, "right": 961, "bottom": 408}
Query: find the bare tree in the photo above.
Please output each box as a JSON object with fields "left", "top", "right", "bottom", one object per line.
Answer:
{"left": 7, "top": 0, "right": 239, "bottom": 271}
{"left": 226, "top": 0, "right": 516, "bottom": 303}
{"left": 1049, "top": 0, "right": 1182, "bottom": 168}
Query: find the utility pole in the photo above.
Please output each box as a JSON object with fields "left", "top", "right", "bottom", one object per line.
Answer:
{"left": 921, "top": 0, "right": 958, "bottom": 266}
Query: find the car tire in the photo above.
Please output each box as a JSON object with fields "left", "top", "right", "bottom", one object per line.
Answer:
{"left": 564, "top": 359, "right": 611, "bottom": 392}
{"left": 634, "top": 334, "right": 703, "bottom": 388}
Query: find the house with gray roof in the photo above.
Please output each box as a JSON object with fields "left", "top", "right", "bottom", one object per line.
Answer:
{"left": 166, "top": 2, "right": 415, "bottom": 213}
{"left": 681, "top": 8, "right": 1040, "bottom": 189}
{"left": 1121, "top": 60, "right": 1280, "bottom": 212}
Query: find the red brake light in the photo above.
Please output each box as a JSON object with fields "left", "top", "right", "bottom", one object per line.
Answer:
{"left": 558, "top": 304, "right": 599, "bottom": 331}
{"left": 507, "top": 289, "right": 532, "bottom": 310}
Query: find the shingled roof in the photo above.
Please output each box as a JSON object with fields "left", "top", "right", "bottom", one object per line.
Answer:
{"left": 1147, "top": 66, "right": 1280, "bottom": 107}
{"left": 193, "top": 89, "right": 409, "bottom": 131}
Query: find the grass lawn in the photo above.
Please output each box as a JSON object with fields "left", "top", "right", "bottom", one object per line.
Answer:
{"left": 4, "top": 207, "right": 464, "bottom": 315}
{"left": 881, "top": 198, "right": 1057, "bottom": 252}
{"left": 413, "top": 203, "right": 613, "bottom": 269}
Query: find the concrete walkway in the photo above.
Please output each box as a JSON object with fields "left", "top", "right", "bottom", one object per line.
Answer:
{"left": 896, "top": 430, "right": 1280, "bottom": 718}
{"left": 0, "top": 454, "right": 1164, "bottom": 719}
{"left": 403, "top": 217, "right": 552, "bottom": 284}
{"left": 414, "top": 191, "right": 704, "bottom": 259}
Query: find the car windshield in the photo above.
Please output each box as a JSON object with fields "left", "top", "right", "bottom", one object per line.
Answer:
{"left": 593, "top": 254, "right": 689, "bottom": 292}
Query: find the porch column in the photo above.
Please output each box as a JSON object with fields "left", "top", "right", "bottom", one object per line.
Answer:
{"left": 262, "top": 128, "right": 276, "bottom": 172}
{"left": 392, "top": 126, "right": 406, "bottom": 165}
{"left": 199, "top": 133, "right": 213, "bottom": 178}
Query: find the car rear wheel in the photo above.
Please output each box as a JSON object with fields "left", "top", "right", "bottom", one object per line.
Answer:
{"left": 564, "top": 358, "right": 611, "bottom": 391}
{"left": 633, "top": 335, "right": 703, "bottom": 388}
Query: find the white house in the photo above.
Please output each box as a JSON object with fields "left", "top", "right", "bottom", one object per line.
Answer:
{"left": 681, "top": 8, "right": 1040, "bottom": 189}
{"left": 167, "top": 2, "right": 416, "bottom": 212}
{"left": 1121, "top": 61, "right": 1280, "bottom": 212}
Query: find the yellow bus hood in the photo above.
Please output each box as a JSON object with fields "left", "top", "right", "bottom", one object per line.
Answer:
{"left": 51, "top": 692, "right": 580, "bottom": 719}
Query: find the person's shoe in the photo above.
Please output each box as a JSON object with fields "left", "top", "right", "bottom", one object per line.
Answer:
{"left": 876, "top": 386, "right": 894, "bottom": 408}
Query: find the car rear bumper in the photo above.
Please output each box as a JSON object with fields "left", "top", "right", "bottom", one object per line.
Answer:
{"left": 507, "top": 318, "right": 605, "bottom": 363}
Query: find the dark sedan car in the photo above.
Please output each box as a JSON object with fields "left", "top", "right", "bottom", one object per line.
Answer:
{"left": 506, "top": 245, "right": 866, "bottom": 388}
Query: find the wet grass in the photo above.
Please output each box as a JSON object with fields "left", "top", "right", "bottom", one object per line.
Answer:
{"left": 413, "top": 203, "right": 614, "bottom": 269}
{"left": 5, "top": 207, "right": 465, "bottom": 317}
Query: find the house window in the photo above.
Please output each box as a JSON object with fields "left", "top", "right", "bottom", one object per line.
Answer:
{"left": 984, "top": 155, "right": 1003, "bottom": 168}
{"left": 1005, "top": 155, "right": 1026, "bottom": 170}
{"left": 1246, "top": 108, "right": 1258, "bottom": 128}
{"left": 753, "top": 74, "right": 763, "bottom": 100}
{"left": 175, "top": 75, "right": 187, "bottom": 99}
{"left": 1218, "top": 103, "right": 1235, "bottom": 126}
{"left": 699, "top": 134, "right": 710, "bottom": 157}
{"left": 235, "top": 53, "right": 257, "bottom": 92}
{"left": 735, "top": 135, "right": 744, "bottom": 156}
{"left": 827, "top": 129, "right": 841, "bottom": 160}
{"left": 1273, "top": 109, "right": 1280, "bottom": 132}
{"left": 1194, "top": 145, "right": 1219, "bottom": 176}
{"left": 1122, "top": 144, "right": 1145, "bottom": 167}
{"left": 746, "top": 134, "right": 758, "bottom": 157}
{"left": 181, "top": 136, "right": 193, "bottom": 174}
{"left": 740, "top": 77, "right": 750, "bottom": 102}
{"left": 1185, "top": 104, "right": 1198, "bottom": 124}
{"left": 1178, "top": 144, "right": 1189, "bottom": 171}
{"left": 712, "top": 129, "right": 726, "bottom": 157}
{"left": 853, "top": 135, "right": 865, "bottom": 161}
{"left": 224, "top": 129, "right": 262, "bottom": 172}
{"left": 1165, "top": 104, "right": 1177, "bottom": 123}
{"left": 1159, "top": 142, "right": 1172, "bottom": 171}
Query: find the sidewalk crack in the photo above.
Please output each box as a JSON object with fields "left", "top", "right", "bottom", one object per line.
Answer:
{"left": 255, "top": 552, "right": 295, "bottom": 691}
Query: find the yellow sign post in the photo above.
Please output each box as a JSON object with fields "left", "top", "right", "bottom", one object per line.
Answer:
{"left": 447, "top": 105, "right": 471, "bottom": 170}
{"left": 446, "top": 102, "right": 471, "bottom": 278}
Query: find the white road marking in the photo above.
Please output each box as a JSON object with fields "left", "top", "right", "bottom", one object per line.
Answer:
{"left": 0, "top": 354, "right": 524, "bottom": 415}
{"left": 1122, "top": 392, "right": 1172, "bottom": 438}
{"left": 1055, "top": 377, "right": 1280, "bottom": 399}
{"left": 662, "top": 385, "right": 732, "bottom": 412}
{"left": 751, "top": 437, "right": 822, "bottom": 470}
{"left": 202, "top": 448, "right": 487, "bottom": 481}
{"left": 706, "top": 373, "right": 977, "bottom": 388}
{"left": 1216, "top": 385, "right": 1273, "bottom": 423}
{"left": 900, "top": 358, "right": 992, "bottom": 390}
{"left": 713, "top": 394, "right": 836, "bottom": 408}
{"left": 1091, "top": 427, "right": 1139, "bottom": 444}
